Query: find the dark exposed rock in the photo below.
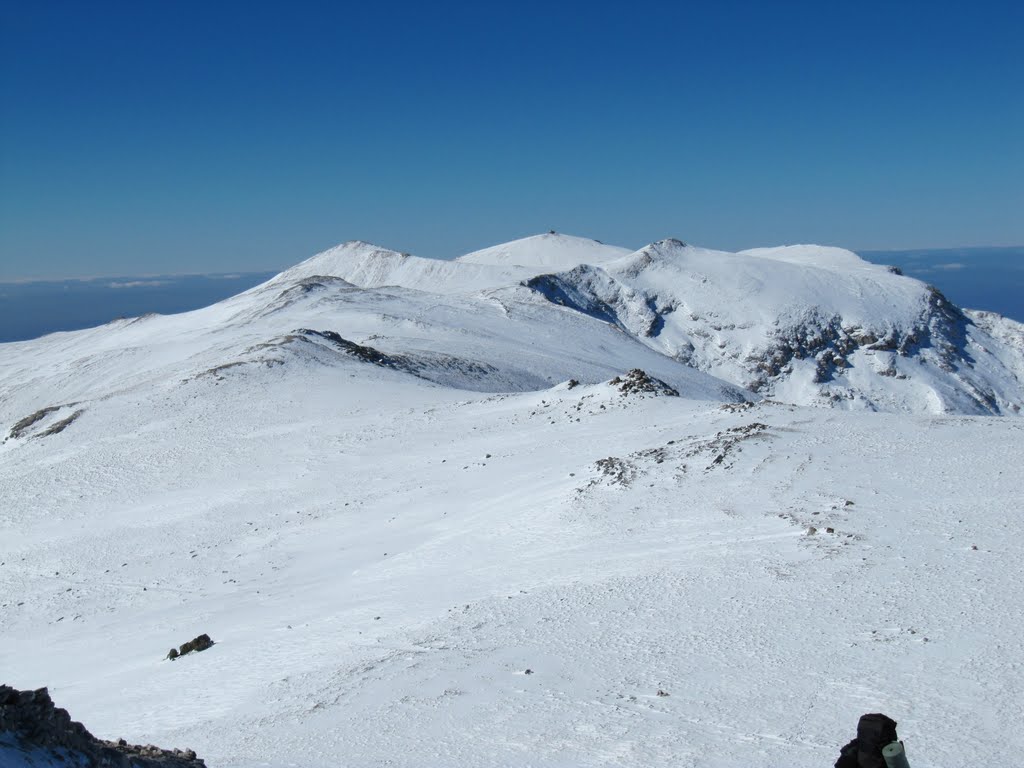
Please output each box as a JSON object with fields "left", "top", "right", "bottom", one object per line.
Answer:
{"left": 38, "top": 410, "right": 84, "bottom": 437}
{"left": 586, "top": 421, "right": 771, "bottom": 493}
{"left": 7, "top": 405, "right": 85, "bottom": 442}
{"left": 298, "top": 329, "right": 397, "bottom": 367}
{"left": 9, "top": 407, "right": 62, "bottom": 439}
{"left": 168, "top": 634, "right": 214, "bottom": 660}
{"left": 0, "top": 683, "right": 206, "bottom": 767}
{"left": 681, "top": 422, "right": 770, "bottom": 473}
{"left": 594, "top": 457, "right": 638, "bottom": 487}
{"left": 294, "top": 329, "right": 501, "bottom": 386}
{"left": 191, "top": 328, "right": 504, "bottom": 390}
{"left": 755, "top": 313, "right": 861, "bottom": 387}
{"left": 523, "top": 269, "right": 621, "bottom": 321}
{"left": 746, "top": 288, "right": 979, "bottom": 395}
{"left": 287, "top": 275, "right": 354, "bottom": 295}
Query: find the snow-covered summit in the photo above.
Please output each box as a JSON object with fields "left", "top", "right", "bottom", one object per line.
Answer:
{"left": 739, "top": 243, "right": 873, "bottom": 269}
{"left": 604, "top": 238, "right": 927, "bottom": 328}
{"left": 268, "top": 239, "right": 534, "bottom": 295}
{"left": 269, "top": 232, "right": 629, "bottom": 294}
{"left": 456, "top": 232, "right": 631, "bottom": 270}
{"left": 274, "top": 239, "right": 402, "bottom": 280}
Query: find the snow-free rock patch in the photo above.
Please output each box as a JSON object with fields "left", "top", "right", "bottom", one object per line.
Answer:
{"left": 0, "top": 684, "right": 206, "bottom": 767}
{"left": 7, "top": 405, "right": 83, "bottom": 442}
{"left": 609, "top": 369, "right": 679, "bottom": 397}
{"left": 167, "top": 633, "right": 214, "bottom": 660}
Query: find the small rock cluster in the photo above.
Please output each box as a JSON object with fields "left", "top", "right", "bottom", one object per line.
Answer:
{"left": 167, "top": 633, "right": 214, "bottom": 660}
{"left": 609, "top": 369, "right": 679, "bottom": 397}
{"left": 0, "top": 684, "right": 205, "bottom": 767}
{"left": 594, "top": 456, "right": 638, "bottom": 487}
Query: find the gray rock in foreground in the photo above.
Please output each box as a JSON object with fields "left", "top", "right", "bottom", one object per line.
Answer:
{"left": 0, "top": 684, "right": 206, "bottom": 767}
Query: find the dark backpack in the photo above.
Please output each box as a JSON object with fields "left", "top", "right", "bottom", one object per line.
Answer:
{"left": 834, "top": 713, "right": 899, "bottom": 768}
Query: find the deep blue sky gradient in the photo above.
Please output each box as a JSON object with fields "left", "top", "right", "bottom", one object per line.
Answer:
{"left": 2, "top": 1, "right": 1022, "bottom": 279}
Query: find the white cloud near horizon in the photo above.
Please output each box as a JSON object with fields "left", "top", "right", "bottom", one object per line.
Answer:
{"left": 106, "top": 280, "right": 173, "bottom": 289}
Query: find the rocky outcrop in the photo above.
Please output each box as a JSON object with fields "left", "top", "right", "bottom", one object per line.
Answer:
{"left": 8, "top": 407, "right": 62, "bottom": 439}
{"left": 7, "top": 405, "right": 84, "bottom": 442}
{"left": 609, "top": 369, "right": 679, "bottom": 397}
{"left": 167, "top": 633, "right": 214, "bottom": 660}
{"left": 0, "top": 685, "right": 205, "bottom": 767}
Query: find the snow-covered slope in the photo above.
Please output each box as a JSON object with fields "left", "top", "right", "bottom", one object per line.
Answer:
{"left": 965, "top": 309, "right": 1024, "bottom": 385}
{"left": 2, "top": 234, "right": 1024, "bottom": 768}
{"left": 1, "top": 364, "right": 1022, "bottom": 767}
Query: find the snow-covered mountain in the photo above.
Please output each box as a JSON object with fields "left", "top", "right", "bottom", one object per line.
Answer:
{"left": 4, "top": 232, "right": 1022, "bottom": 421}
{"left": 2, "top": 233, "right": 1023, "bottom": 768}
{"left": 521, "top": 238, "right": 1024, "bottom": 414}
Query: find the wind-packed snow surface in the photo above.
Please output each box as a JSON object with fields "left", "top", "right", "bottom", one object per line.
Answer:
{"left": 2, "top": 233, "right": 1023, "bottom": 767}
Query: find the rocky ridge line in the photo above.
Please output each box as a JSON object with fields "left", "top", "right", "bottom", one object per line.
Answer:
{"left": 0, "top": 685, "right": 206, "bottom": 767}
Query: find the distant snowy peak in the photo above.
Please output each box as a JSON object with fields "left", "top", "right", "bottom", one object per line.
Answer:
{"left": 270, "top": 240, "right": 411, "bottom": 285}
{"left": 456, "top": 232, "right": 631, "bottom": 270}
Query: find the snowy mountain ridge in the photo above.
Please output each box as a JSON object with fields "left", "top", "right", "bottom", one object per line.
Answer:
{"left": 269, "top": 240, "right": 536, "bottom": 295}
{"left": 1, "top": 232, "right": 1021, "bottom": 420}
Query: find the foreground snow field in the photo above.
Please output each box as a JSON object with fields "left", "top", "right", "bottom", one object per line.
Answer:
{"left": 2, "top": 234, "right": 1023, "bottom": 767}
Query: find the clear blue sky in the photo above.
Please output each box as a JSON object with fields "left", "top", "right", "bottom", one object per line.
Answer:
{"left": 1, "top": 0, "right": 1022, "bottom": 279}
